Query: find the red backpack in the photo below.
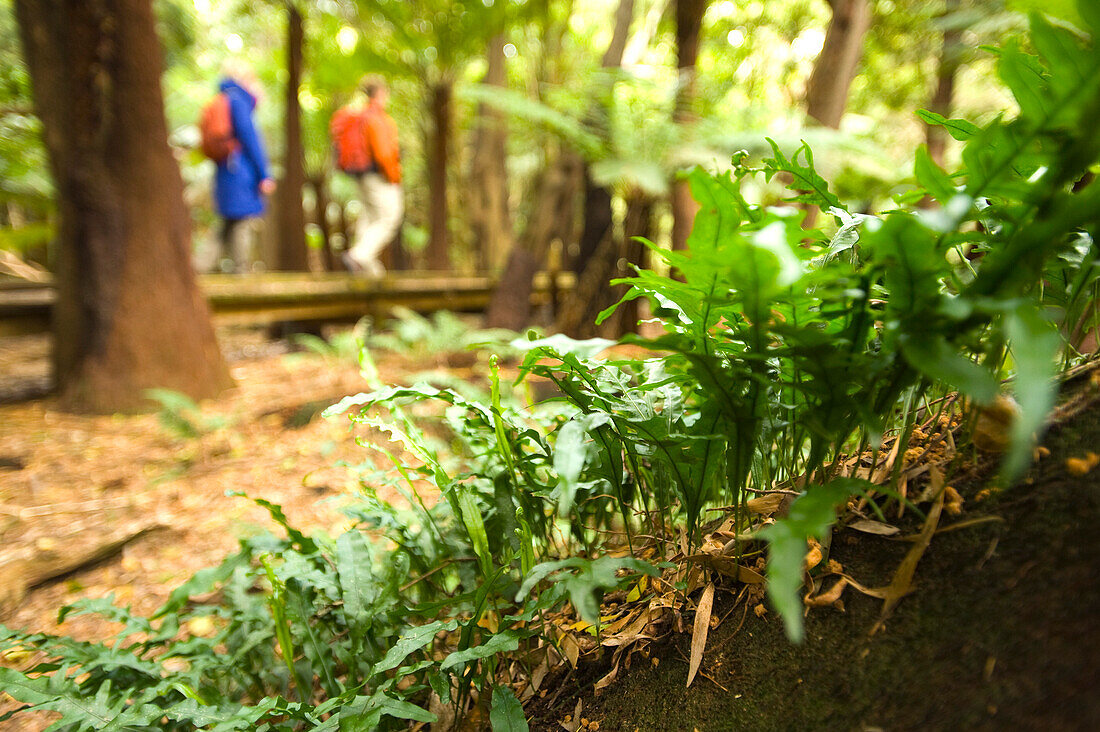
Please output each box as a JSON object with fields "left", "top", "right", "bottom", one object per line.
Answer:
{"left": 199, "top": 93, "right": 238, "bottom": 162}
{"left": 330, "top": 106, "right": 371, "bottom": 174}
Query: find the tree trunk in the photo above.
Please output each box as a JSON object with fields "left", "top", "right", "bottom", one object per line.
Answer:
{"left": 805, "top": 0, "right": 872, "bottom": 129}
{"left": 426, "top": 80, "right": 452, "bottom": 270}
{"left": 575, "top": 169, "right": 615, "bottom": 272}
{"left": 14, "top": 0, "right": 230, "bottom": 412}
{"left": 671, "top": 0, "right": 707, "bottom": 251}
{"left": 337, "top": 200, "right": 351, "bottom": 259}
{"left": 925, "top": 0, "right": 961, "bottom": 166}
{"left": 602, "top": 0, "right": 635, "bottom": 68}
{"left": 486, "top": 155, "right": 580, "bottom": 331}
{"left": 380, "top": 224, "right": 408, "bottom": 271}
{"left": 308, "top": 174, "right": 335, "bottom": 271}
{"left": 276, "top": 3, "right": 308, "bottom": 271}
{"left": 557, "top": 191, "right": 652, "bottom": 339}
{"left": 571, "top": 0, "right": 632, "bottom": 278}
{"left": 470, "top": 35, "right": 512, "bottom": 271}
{"left": 617, "top": 192, "right": 652, "bottom": 334}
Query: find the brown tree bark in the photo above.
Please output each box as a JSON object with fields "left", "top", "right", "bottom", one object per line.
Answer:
{"left": 671, "top": 0, "right": 708, "bottom": 252}
{"left": 616, "top": 192, "right": 652, "bottom": 334}
{"left": 308, "top": 174, "right": 335, "bottom": 271}
{"left": 470, "top": 34, "right": 512, "bottom": 271}
{"left": 275, "top": 3, "right": 308, "bottom": 271}
{"left": 805, "top": 0, "right": 873, "bottom": 129}
{"left": 925, "top": 0, "right": 961, "bottom": 166}
{"left": 556, "top": 191, "right": 652, "bottom": 339}
{"left": 14, "top": 0, "right": 231, "bottom": 412}
{"left": 602, "top": 0, "right": 636, "bottom": 69}
{"left": 570, "top": 0, "right": 632, "bottom": 291}
{"left": 486, "top": 155, "right": 581, "bottom": 331}
{"left": 426, "top": 80, "right": 453, "bottom": 270}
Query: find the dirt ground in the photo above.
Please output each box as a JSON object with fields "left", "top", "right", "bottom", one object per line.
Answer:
{"left": 0, "top": 327, "right": 431, "bottom": 729}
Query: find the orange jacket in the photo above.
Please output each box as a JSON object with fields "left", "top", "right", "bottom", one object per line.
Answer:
{"left": 363, "top": 103, "right": 401, "bottom": 185}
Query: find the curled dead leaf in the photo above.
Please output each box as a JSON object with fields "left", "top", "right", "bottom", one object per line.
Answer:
{"left": 746, "top": 493, "right": 784, "bottom": 515}
{"left": 530, "top": 658, "right": 549, "bottom": 692}
{"left": 738, "top": 564, "right": 766, "bottom": 584}
{"left": 559, "top": 632, "right": 580, "bottom": 669}
{"left": 803, "top": 537, "right": 824, "bottom": 571}
{"left": 848, "top": 519, "right": 901, "bottom": 537}
{"left": 560, "top": 700, "right": 584, "bottom": 732}
{"left": 753, "top": 603, "right": 767, "bottom": 618}
{"left": 593, "top": 662, "right": 619, "bottom": 693}
{"left": 805, "top": 577, "right": 849, "bottom": 608}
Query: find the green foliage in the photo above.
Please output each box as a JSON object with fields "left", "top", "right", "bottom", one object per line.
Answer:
{"left": 758, "top": 480, "right": 855, "bottom": 642}
{"left": 365, "top": 306, "right": 519, "bottom": 360}
{"left": 145, "top": 388, "right": 228, "bottom": 440}
{"left": 516, "top": 556, "right": 661, "bottom": 624}
{"left": 490, "top": 686, "right": 529, "bottom": 732}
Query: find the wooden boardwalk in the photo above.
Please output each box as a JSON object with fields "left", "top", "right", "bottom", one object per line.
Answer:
{"left": 0, "top": 271, "right": 573, "bottom": 337}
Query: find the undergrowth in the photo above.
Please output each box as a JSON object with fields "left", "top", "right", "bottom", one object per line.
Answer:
{"left": 3, "top": 8, "right": 1100, "bottom": 730}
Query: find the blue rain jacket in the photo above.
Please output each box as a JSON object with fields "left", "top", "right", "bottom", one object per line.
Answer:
{"left": 213, "top": 78, "right": 270, "bottom": 220}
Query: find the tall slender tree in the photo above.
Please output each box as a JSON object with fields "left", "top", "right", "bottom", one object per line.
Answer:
{"left": 671, "top": 0, "right": 707, "bottom": 251}
{"left": 572, "top": 0, "right": 635, "bottom": 273}
{"left": 805, "top": 0, "right": 873, "bottom": 128}
{"left": 426, "top": 79, "right": 453, "bottom": 270}
{"left": 275, "top": 2, "right": 309, "bottom": 272}
{"left": 469, "top": 34, "right": 512, "bottom": 271}
{"left": 925, "top": 0, "right": 962, "bottom": 165}
{"left": 14, "top": 0, "right": 231, "bottom": 412}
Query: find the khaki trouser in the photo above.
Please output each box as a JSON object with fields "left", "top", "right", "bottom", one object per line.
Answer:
{"left": 348, "top": 172, "right": 403, "bottom": 277}
{"left": 219, "top": 218, "right": 257, "bottom": 273}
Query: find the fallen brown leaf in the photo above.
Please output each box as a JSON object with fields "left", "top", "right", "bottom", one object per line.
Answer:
{"left": 848, "top": 519, "right": 901, "bottom": 537}
{"left": 686, "top": 582, "right": 715, "bottom": 689}
{"left": 868, "top": 468, "right": 947, "bottom": 634}
{"left": 803, "top": 537, "right": 824, "bottom": 571}
{"left": 746, "top": 493, "right": 784, "bottom": 515}
{"left": 804, "top": 577, "right": 849, "bottom": 608}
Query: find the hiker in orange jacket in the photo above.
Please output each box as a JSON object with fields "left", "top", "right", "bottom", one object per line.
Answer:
{"left": 338, "top": 75, "right": 403, "bottom": 277}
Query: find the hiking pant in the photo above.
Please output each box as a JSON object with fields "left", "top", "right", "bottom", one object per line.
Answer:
{"left": 219, "top": 217, "right": 256, "bottom": 273}
{"left": 348, "top": 173, "right": 403, "bottom": 277}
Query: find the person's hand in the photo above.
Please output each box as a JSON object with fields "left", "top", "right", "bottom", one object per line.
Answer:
{"left": 260, "top": 178, "right": 276, "bottom": 195}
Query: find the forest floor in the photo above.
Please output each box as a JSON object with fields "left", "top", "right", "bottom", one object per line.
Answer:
{"left": 1, "top": 328, "right": 1098, "bottom": 730}
{"left": 525, "top": 376, "right": 1100, "bottom": 732}
{"left": 0, "top": 326, "right": 480, "bottom": 730}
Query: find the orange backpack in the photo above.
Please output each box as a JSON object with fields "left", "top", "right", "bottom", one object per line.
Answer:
{"left": 330, "top": 106, "right": 371, "bottom": 174}
{"left": 199, "top": 93, "right": 238, "bottom": 162}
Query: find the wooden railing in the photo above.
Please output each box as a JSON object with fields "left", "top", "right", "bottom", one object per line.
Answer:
{"left": 0, "top": 271, "right": 574, "bottom": 338}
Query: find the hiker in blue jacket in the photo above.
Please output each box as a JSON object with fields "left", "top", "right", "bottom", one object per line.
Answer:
{"left": 213, "top": 62, "right": 275, "bottom": 273}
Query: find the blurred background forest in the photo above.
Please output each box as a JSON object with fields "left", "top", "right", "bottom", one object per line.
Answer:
{"left": 1, "top": 0, "right": 1077, "bottom": 285}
